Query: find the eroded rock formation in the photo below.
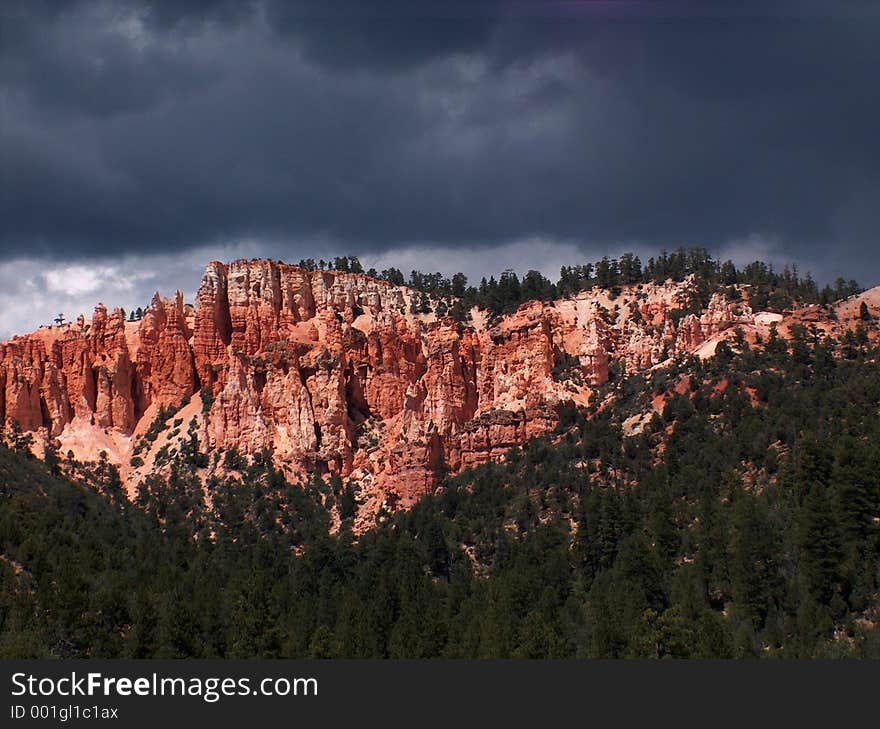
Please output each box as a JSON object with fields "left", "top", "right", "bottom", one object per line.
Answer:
{"left": 3, "top": 259, "right": 874, "bottom": 526}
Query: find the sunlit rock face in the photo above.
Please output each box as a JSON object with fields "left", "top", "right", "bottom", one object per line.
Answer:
{"left": 6, "top": 258, "right": 870, "bottom": 528}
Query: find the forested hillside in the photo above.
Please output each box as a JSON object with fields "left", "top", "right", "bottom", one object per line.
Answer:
{"left": 2, "top": 302, "right": 879, "bottom": 658}
{"left": 301, "top": 247, "right": 861, "bottom": 321}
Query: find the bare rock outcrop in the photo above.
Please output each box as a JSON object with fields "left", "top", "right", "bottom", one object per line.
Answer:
{"left": 5, "top": 260, "right": 866, "bottom": 528}
{"left": 0, "top": 293, "right": 195, "bottom": 443}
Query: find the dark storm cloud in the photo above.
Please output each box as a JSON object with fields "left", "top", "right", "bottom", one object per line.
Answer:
{"left": 2, "top": 0, "right": 880, "bottom": 284}
{"left": 263, "top": 0, "right": 505, "bottom": 70}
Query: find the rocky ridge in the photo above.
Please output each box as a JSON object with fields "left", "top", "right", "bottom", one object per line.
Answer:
{"left": 2, "top": 259, "right": 877, "bottom": 527}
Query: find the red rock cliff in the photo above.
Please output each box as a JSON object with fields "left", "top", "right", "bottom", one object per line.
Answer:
{"left": 1, "top": 293, "right": 194, "bottom": 441}
{"left": 5, "top": 259, "right": 872, "bottom": 526}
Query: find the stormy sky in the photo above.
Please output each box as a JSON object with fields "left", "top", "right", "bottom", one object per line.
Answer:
{"left": 1, "top": 0, "right": 879, "bottom": 337}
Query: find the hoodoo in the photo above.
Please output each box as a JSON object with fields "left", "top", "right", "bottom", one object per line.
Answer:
{"left": 1, "top": 258, "right": 877, "bottom": 527}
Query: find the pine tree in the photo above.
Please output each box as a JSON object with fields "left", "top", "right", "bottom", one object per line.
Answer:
{"left": 730, "top": 491, "right": 778, "bottom": 630}
{"left": 798, "top": 483, "right": 844, "bottom": 608}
